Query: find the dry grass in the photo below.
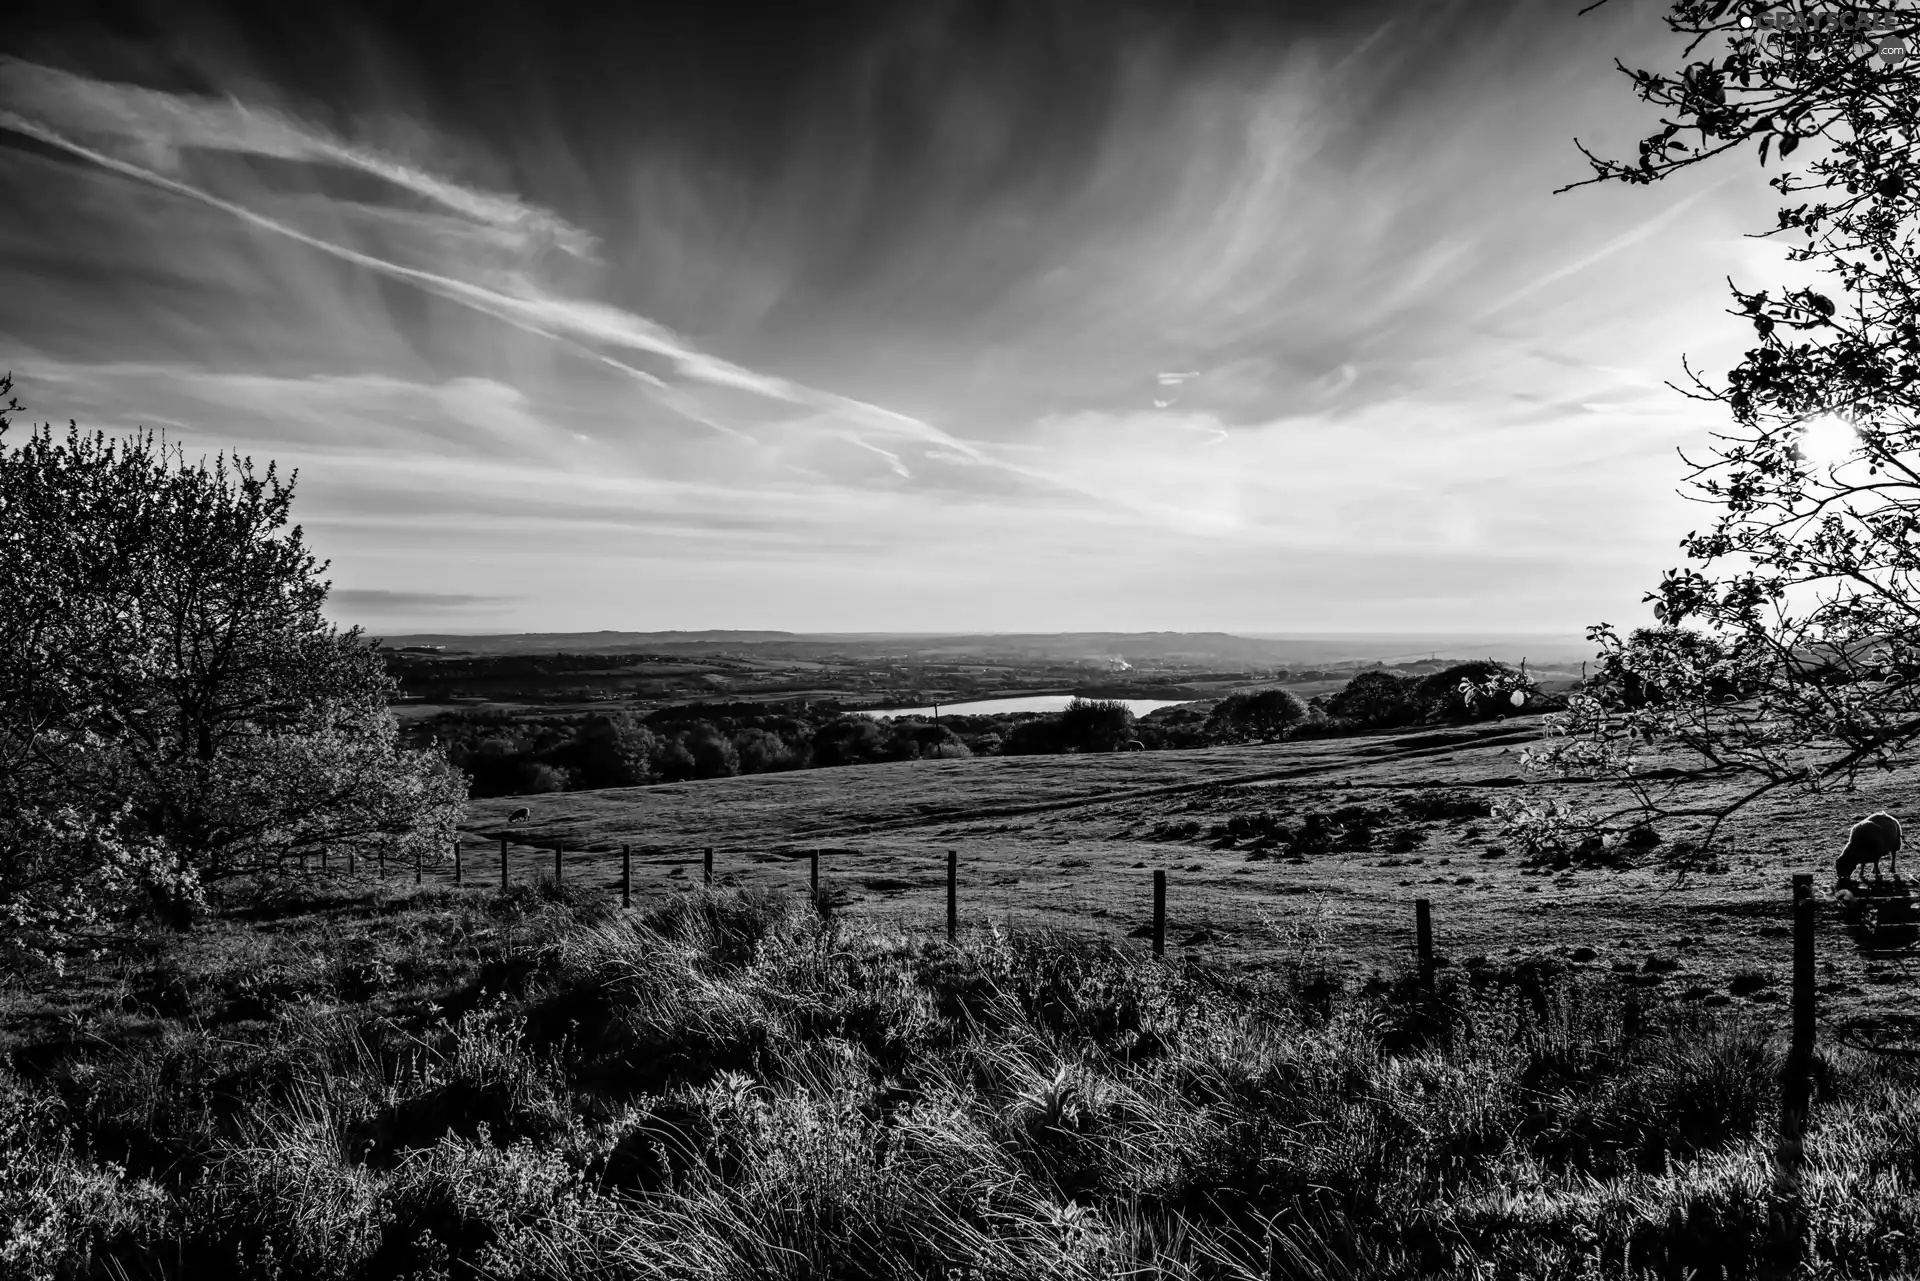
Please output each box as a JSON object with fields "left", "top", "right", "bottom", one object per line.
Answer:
{"left": 452, "top": 718, "right": 1920, "bottom": 1049}
{"left": 11, "top": 728, "right": 1920, "bottom": 1278}
{"left": 4, "top": 872, "right": 1920, "bottom": 1280}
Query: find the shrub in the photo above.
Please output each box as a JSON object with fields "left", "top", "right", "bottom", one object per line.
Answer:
{"left": 811, "top": 717, "right": 890, "bottom": 767}
{"left": 1058, "top": 699, "right": 1136, "bottom": 753}
{"left": 571, "top": 713, "right": 660, "bottom": 787}
{"left": 733, "top": 727, "right": 806, "bottom": 774}
{"left": 1000, "top": 717, "right": 1068, "bottom": 756}
{"left": 1414, "top": 661, "right": 1521, "bottom": 722}
{"left": 1325, "top": 671, "right": 1423, "bottom": 727}
{"left": 1205, "top": 689, "right": 1308, "bottom": 742}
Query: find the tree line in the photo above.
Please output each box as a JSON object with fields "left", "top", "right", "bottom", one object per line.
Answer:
{"left": 426, "top": 664, "right": 1535, "bottom": 798}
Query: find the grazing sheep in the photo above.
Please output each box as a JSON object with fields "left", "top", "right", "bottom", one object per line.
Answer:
{"left": 1837, "top": 811, "right": 1902, "bottom": 885}
{"left": 508, "top": 806, "right": 531, "bottom": 824}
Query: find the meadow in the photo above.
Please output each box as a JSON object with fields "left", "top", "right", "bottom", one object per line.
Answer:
{"left": 7, "top": 719, "right": 1920, "bottom": 1279}
{"left": 456, "top": 719, "right": 1920, "bottom": 1050}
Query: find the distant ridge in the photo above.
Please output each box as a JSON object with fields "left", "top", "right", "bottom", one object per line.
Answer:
{"left": 367, "top": 629, "right": 1595, "bottom": 665}
{"left": 372, "top": 630, "right": 799, "bottom": 652}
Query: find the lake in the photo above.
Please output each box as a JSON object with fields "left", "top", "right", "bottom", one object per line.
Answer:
{"left": 863, "top": 695, "right": 1197, "bottom": 720}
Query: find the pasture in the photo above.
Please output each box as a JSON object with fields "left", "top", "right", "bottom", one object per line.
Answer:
{"left": 462, "top": 719, "right": 1920, "bottom": 1050}
{"left": 8, "top": 720, "right": 1920, "bottom": 1278}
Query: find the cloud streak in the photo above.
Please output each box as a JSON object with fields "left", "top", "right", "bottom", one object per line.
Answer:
{"left": 0, "top": 57, "right": 1031, "bottom": 482}
{"left": 0, "top": 2, "right": 1778, "bottom": 631}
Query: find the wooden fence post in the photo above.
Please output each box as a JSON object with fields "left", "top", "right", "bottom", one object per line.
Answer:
{"left": 811, "top": 848, "right": 821, "bottom": 909}
{"left": 704, "top": 846, "right": 714, "bottom": 888}
{"left": 379, "top": 847, "right": 386, "bottom": 880}
{"left": 415, "top": 844, "right": 422, "bottom": 886}
{"left": 622, "top": 844, "right": 631, "bottom": 909}
{"left": 500, "top": 836, "right": 508, "bottom": 891}
{"left": 1792, "top": 880, "right": 1815, "bottom": 1076}
{"left": 1416, "top": 898, "right": 1434, "bottom": 974}
{"left": 1152, "top": 870, "right": 1166, "bottom": 958}
{"left": 453, "top": 840, "right": 462, "bottom": 886}
{"left": 321, "top": 847, "right": 328, "bottom": 876}
{"left": 554, "top": 843, "right": 562, "bottom": 887}
{"left": 347, "top": 845, "right": 355, "bottom": 877}
{"left": 947, "top": 849, "right": 958, "bottom": 942}
{"left": 1771, "top": 876, "right": 1818, "bottom": 1271}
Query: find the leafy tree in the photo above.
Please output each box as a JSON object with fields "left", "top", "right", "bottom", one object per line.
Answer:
{"left": 1415, "top": 661, "right": 1522, "bottom": 722}
{"left": 1058, "top": 698, "right": 1136, "bottom": 752}
{"left": 965, "top": 731, "right": 1004, "bottom": 756}
{"left": 1325, "top": 671, "right": 1422, "bottom": 728}
{"left": 513, "top": 761, "right": 571, "bottom": 794}
{"left": 885, "top": 720, "right": 972, "bottom": 760}
{"left": 1526, "top": 1, "right": 1920, "bottom": 841}
{"left": 653, "top": 734, "right": 699, "bottom": 783}
{"left": 734, "top": 726, "right": 805, "bottom": 773}
{"left": 812, "top": 717, "right": 889, "bottom": 767}
{"left": 572, "top": 712, "right": 659, "bottom": 788}
{"left": 1205, "top": 689, "right": 1309, "bottom": 742}
{"left": 677, "top": 723, "right": 740, "bottom": 779}
{"left": 1000, "top": 716, "right": 1069, "bottom": 755}
{"left": 0, "top": 381, "right": 464, "bottom": 933}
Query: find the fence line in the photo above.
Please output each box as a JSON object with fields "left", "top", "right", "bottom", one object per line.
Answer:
{"left": 293, "top": 834, "right": 1828, "bottom": 1085}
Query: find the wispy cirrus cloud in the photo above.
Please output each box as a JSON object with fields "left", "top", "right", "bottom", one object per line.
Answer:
{"left": 0, "top": 56, "right": 596, "bottom": 256}
{"left": 0, "top": 55, "right": 1038, "bottom": 491}
{"left": 0, "top": 1, "right": 1788, "bottom": 632}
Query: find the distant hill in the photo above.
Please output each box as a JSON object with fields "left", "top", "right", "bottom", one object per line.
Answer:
{"left": 371, "top": 630, "right": 800, "bottom": 654}
{"left": 369, "top": 629, "right": 1596, "bottom": 667}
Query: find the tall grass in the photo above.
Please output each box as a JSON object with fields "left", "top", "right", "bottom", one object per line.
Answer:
{"left": 4, "top": 882, "right": 1918, "bottom": 1279}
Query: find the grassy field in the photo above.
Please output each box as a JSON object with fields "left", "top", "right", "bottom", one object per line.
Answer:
{"left": 452, "top": 719, "right": 1920, "bottom": 1053}
{"left": 8, "top": 878, "right": 1920, "bottom": 1279}
{"left": 10, "top": 720, "right": 1920, "bottom": 1279}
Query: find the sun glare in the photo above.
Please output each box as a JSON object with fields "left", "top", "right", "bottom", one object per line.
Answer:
{"left": 1797, "top": 414, "right": 1859, "bottom": 470}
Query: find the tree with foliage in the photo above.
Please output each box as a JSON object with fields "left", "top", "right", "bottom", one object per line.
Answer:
{"left": 1205, "top": 689, "right": 1309, "bottom": 742}
{"left": 881, "top": 719, "right": 973, "bottom": 760}
{"left": 1415, "top": 661, "right": 1524, "bottom": 722}
{"left": 1058, "top": 698, "right": 1137, "bottom": 752}
{"left": 1000, "top": 715, "right": 1069, "bottom": 756}
{"left": 1515, "top": 2, "right": 1920, "bottom": 846}
{"left": 812, "top": 717, "right": 889, "bottom": 767}
{"left": 572, "top": 712, "right": 660, "bottom": 787}
{"left": 734, "top": 726, "right": 807, "bottom": 772}
{"left": 0, "top": 380, "right": 465, "bottom": 937}
{"left": 1325, "top": 670, "right": 1423, "bottom": 728}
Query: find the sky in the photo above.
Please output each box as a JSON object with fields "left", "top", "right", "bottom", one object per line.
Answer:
{"left": 0, "top": 0, "right": 1800, "bottom": 636}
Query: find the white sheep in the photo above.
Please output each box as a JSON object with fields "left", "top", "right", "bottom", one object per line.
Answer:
{"left": 1837, "top": 811, "right": 1902, "bottom": 885}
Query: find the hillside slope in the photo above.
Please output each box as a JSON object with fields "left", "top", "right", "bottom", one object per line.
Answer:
{"left": 459, "top": 722, "right": 1920, "bottom": 1050}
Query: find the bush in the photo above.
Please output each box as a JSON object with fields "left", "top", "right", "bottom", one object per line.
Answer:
{"left": 570, "top": 713, "right": 660, "bottom": 787}
{"left": 733, "top": 727, "right": 806, "bottom": 773}
{"left": 1001, "top": 717, "right": 1069, "bottom": 755}
{"left": 1058, "top": 699, "right": 1136, "bottom": 752}
{"left": 677, "top": 724, "right": 739, "bottom": 779}
{"left": 1325, "top": 670, "right": 1423, "bottom": 727}
{"left": 1414, "top": 661, "right": 1521, "bottom": 722}
{"left": 1205, "top": 689, "right": 1308, "bottom": 742}
{"left": 812, "top": 717, "right": 890, "bottom": 767}
{"left": 512, "top": 762, "right": 570, "bottom": 794}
